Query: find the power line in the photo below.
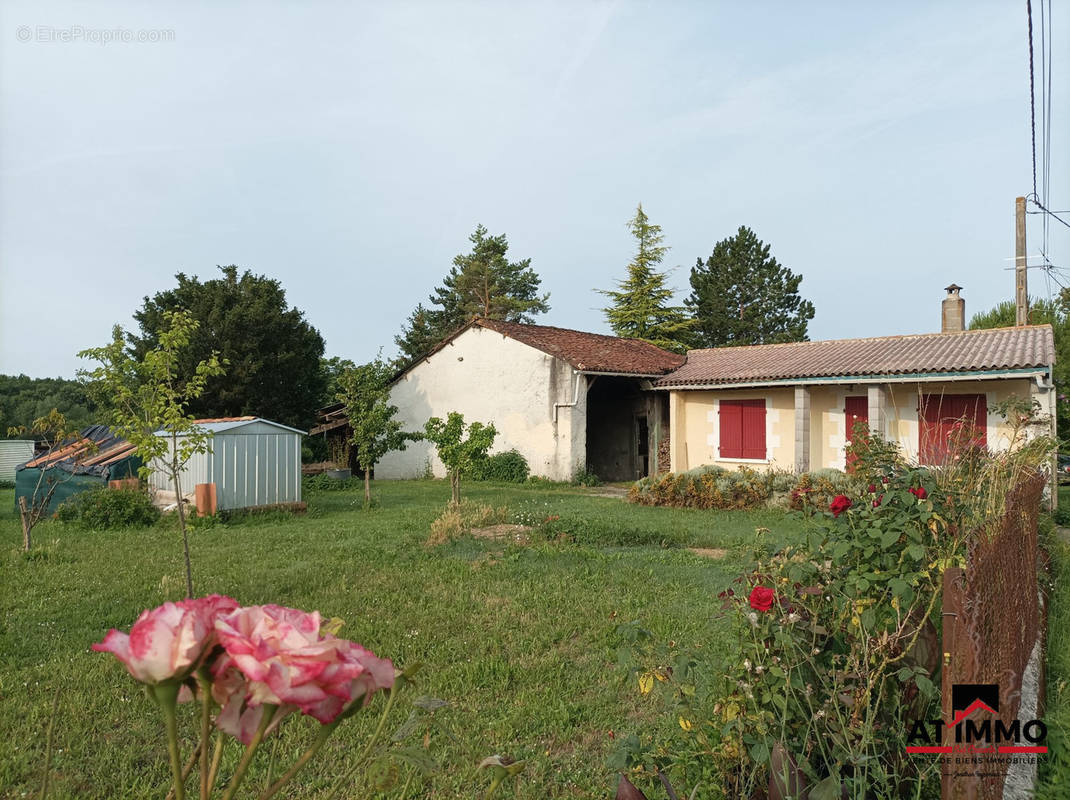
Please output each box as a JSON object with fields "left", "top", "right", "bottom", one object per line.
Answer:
{"left": 1028, "top": 197, "right": 1070, "bottom": 231}
{"left": 1028, "top": 0, "right": 1038, "bottom": 199}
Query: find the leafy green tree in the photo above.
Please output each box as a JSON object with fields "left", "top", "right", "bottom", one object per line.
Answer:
{"left": 130, "top": 266, "right": 326, "bottom": 429}
{"left": 423, "top": 412, "right": 497, "bottom": 505}
{"left": 337, "top": 358, "right": 420, "bottom": 506}
{"left": 970, "top": 296, "right": 1069, "bottom": 436}
{"left": 686, "top": 225, "right": 815, "bottom": 347}
{"left": 79, "top": 310, "right": 226, "bottom": 598}
{"left": 0, "top": 374, "right": 95, "bottom": 436}
{"left": 599, "top": 204, "right": 692, "bottom": 352}
{"left": 395, "top": 226, "right": 549, "bottom": 365}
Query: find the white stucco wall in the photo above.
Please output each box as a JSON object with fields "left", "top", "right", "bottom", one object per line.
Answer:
{"left": 376, "top": 326, "right": 587, "bottom": 481}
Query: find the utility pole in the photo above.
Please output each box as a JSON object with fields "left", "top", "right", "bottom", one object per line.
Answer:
{"left": 1016, "top": 196, "right": 1028, "bottom": 326}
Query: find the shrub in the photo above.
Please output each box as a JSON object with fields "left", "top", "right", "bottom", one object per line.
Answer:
{"left": 570, "top": 468, "right": 601, "bottom": 487}
{"left": 57, "top": 487, "right": 160, "bottom": 529}
{"left": 469, "top": 449, "right": 530, "bottom": 483}
{"left": 303, "top": 473, "right": 363, "bottom": 493}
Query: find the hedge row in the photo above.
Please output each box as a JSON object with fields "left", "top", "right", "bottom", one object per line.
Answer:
{"left": 628, "top": 465, "right": 856, "bottom": 511}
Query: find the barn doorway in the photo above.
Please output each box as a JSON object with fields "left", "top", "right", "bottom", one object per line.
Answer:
{"left": 585, "top": 376, "right": 651, "bottom": 482}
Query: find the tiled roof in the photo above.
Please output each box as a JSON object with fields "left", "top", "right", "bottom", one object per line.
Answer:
{"left": 655, "top": 326, "right": 1055, "bottom": 387}
{"left": 473, "top": 319, "right": 686, "bottom": 375}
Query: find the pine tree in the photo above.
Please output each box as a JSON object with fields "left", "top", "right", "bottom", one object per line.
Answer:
{"left": 394, "top": 225, "right": 549, "bottom": 366}
{"left": 599, "top": 204, "right": 692, "bottom": 352}
{"left": 686, "top": 226, "right": 814, "bottom": 348}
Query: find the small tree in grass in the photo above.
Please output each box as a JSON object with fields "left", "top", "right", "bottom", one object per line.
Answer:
{"left": 424, "top": 412, "right": 496, "bottom": 505}
{"left": 337, "top": 357, "right": 420, "bottom": 507}
{"left": 8, "top": 408, "right": 84, "bottom": 552}
{"left": 79, "top": 310, "right": 225, "bottom": 598}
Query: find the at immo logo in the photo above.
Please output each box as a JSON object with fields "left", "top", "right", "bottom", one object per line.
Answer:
{"left": 905, "top": 683, "right": 1047, "bottom": 755}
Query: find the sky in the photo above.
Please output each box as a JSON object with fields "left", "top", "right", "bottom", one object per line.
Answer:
{"left": 1, "top": 1, "right": 1067, "bottom": 378}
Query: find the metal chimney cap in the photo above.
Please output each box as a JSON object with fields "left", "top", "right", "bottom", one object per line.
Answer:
{"left": 944, "top": 283, "right": 963, "bottom": 294}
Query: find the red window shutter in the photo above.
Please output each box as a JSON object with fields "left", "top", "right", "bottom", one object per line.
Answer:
{"left": 741, "top": 400, "right": 767, "bottom": 459}
{"left": 719, "top": 402, "right": 742, "bottom": 459}
{"left": 920, "top": 394, "right": 987, "bottom": 464}
{"left": 720, "top": 399, "right": 766, "bottom": 460}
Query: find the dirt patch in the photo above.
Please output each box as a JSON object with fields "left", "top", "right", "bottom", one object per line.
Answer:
{"left": 688, "top": 547, "right": 728, "bottom": 560}
{"left": 470, "top": 524, "right": 532, "bottom": 543}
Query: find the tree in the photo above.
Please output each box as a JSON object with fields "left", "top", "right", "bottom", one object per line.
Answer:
{"left": 337, "top": 358, "right": 420, "bottom": 506}
{"left": 395, "top": 226, "right": 549, "bottom": 365}
{"left": 130, "top": 266, "right": 326, "bottom": 430}
{"left": 970, "top": 296, "right": 1070, "bottom": 436}
{"left": 7, "top": 409, "right": 82, "bottom": 551}
{"left": 79, "top": 310, "right": 226, "bottom": 598}
{"left": 686, "top": 225, "right": 815, "bottom": 348}
{"left": 0, "top": 374, "right": 96, "bottom": 435}
{"left": 423, "top": 412, "right": 497, "bottom": 505}
{"left": 599, "top": 204, "right": 692, "bottom": 352}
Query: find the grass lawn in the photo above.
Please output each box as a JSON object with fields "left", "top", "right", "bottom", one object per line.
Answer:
{"left": 0, "top": 480, "right": 808, "bottom": 799}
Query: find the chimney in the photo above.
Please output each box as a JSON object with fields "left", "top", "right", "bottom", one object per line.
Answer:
{"left": 941, "top": 284, "right": 965, "bottom": 333}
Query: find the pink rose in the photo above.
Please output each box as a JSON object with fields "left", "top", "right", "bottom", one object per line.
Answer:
{"left": 213, "top": 605, "right": 395, "bottom": 727}
{"left": 93, "top": 594, "right": 239, "bottom": 684}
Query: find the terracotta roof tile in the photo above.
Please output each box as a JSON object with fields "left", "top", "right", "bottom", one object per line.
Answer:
{"left": 656, "top": 326, "right": 1055, "bottom": 387}
{"left": 473, "top": 319, "right": 685, "bottom": 375}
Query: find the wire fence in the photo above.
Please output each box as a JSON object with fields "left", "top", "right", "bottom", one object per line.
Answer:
{"left": 941, "top": 471, "right": 1047, "bottom": 799}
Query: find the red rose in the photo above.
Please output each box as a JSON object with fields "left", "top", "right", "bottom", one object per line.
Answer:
{"left": 829, "top": 494, "right": 852, "bottom": 517}
{"left": 873, "top": 494, "right": 883, "bottom": 508}
{"left": 882, "top": 476, "right": 890, "bottom": 484}
{"left": 909, "top": 486, "right": 928, "bottom": 500}
{"left": 867, "top": 484, "right": 877, "bottom": 494}
{"left": 749, "top": 586, "right": 775, "bottom": 612}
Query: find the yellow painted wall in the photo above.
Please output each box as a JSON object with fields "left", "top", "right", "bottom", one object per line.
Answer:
{"left": 668, "top": 388, "right": 795, "bottom": 471}
{"left": 669, "top": 378, "right": 1045, "bottom": 473}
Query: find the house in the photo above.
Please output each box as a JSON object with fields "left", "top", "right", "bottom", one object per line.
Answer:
{"left": 149, "top": 416, "right": 304, "bottom": 510}
{"left": 375, "top": 318, "right": 685, "bottom": 482}
{"left": 14, "top": 425, "right": 140, "bottom": 512}
{"left": 657, "top": 287, "right": 1056, "bottom": 472}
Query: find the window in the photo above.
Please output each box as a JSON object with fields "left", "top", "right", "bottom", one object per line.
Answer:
{"left": 719, "top": 399, "right": 766, "bottom": 460}
{"left": 919, "top": 393, "right": 987, "bottom": 465}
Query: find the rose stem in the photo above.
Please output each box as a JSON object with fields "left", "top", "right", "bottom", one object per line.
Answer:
{"left": 255, "top": 723, "right": 336, "bottom": 800}
{"left": 218, "top": 705, "right": 277, "bottom": 800}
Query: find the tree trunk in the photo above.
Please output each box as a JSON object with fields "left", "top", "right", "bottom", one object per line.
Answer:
{"left": 171, "top": 460, "right": 194, "bottom": 599}
{"left": 364, "top": 467, "right": 371, "bottom": 508}
{"left": 18, "top": 496, "right": 31, "bottom": 552}
{"left": 450, "top": 470, "right": 461, "bottom": 506}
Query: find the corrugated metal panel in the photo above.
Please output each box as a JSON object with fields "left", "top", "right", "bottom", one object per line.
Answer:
{"left": 147, "top": 437, "right": 211, "bottom": 496}
{"left": 150, "top": 429, "right": 302, "bottom": 510}
{"left": 0, "top": 440, "right": 35, "bottom": 481}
